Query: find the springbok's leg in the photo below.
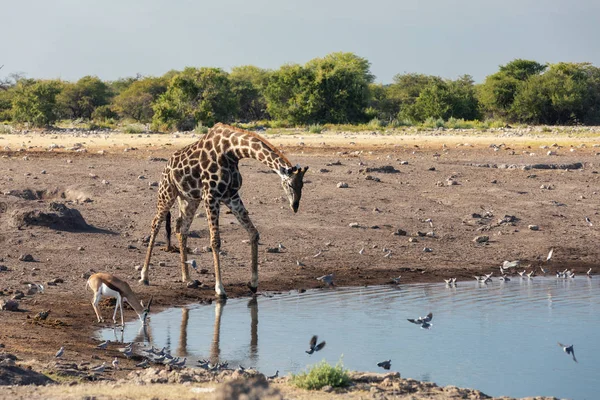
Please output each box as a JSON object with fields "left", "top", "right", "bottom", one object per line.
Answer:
{"left": 140, "top": 180, "right": 177, "bottom": 285}
{"left": 225, "top": 194, "right": 260, "bottom": 293}
{"left": 112, "top": 295, "right": 120, "bottom": 324}
{"left": 119, "top": 297, "right": 125, "bottom": 326}
{"left": 204, "top": 197, "right": 225, "bottom": 297}
{"left": 92, "top": 292, "right": 103, "bottom": 322}
{"left": 176, "top": 197, "right": 200, "bottom": 283}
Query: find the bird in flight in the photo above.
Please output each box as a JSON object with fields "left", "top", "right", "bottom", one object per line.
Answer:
{"left": 306, "top": 335, "right": 326, "bottom": 354}
{"left": 558, "top": 342, "right": 577, "bottom": 363}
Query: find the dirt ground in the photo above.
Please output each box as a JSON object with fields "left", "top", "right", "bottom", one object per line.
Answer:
{"left": 1, "top": 128, "right": 599, "bottom": 398}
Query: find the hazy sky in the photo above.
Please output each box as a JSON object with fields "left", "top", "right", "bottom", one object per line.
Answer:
{"left": 2, "top": 0, "right": 599, "bottom": 83}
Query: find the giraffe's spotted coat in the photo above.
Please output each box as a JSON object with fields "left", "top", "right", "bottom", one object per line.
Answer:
{"left": 140, "top": 123, "right": 309, "bottom": 297}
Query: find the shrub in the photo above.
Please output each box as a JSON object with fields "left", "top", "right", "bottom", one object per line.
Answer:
{"left": 421, "top": 117, "right": 445, "bottom": 128}
{"left": 291, "top": 359, "right": 351, "bottom": 390}
{"left": 308, "top": 123, "right": 323, "bottom": 133}
{"left": 92, "top": 105, "right": 118, "bottom": 121}
{"left": 122, "top": 123, "right": 146, "bottom": 134}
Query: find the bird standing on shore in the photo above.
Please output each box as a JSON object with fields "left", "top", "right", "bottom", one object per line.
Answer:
{"left": 55, "top": 347, "right": 64, "bottom": 358}
{"left": 96, "top": 340, "right": 110, "bottom": 350}
{"left": 112, "top": 357, "right": 119, "bottom": 370}
{"left": 317, "top": 274, "right": 334, "bottom": 286}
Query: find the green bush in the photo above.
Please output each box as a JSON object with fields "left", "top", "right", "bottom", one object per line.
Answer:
{"left": 421, "top": 116, "right": 445, "bottom": 128}
{"left": 308, "top": 123, "right": 323, "bottom": 133}
{"left": 92, "top": 105, "right": 118, "bottom": 121}
{"left": 122, "top": 123, "right": 146, "bottom": 134}
{"left": 291, "top": 359, "right": 351, "bottom": 390}
{"left": 12, "top": 79, "right": 62, "bottom": 126}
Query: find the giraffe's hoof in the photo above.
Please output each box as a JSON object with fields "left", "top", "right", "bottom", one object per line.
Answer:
{"left": 247, "top": 282, "right": 258, "bottom": 294}
{"left": 139, "top": 279, "right": 149, "bottom": 286}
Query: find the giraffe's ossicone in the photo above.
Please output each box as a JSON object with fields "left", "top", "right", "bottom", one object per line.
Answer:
{"left": 140, "top": 123, "right": 309, "bottom": 298}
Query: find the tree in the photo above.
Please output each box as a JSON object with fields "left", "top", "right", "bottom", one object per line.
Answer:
{"left": 112, "top": 76, "right": 167, "bottom": 122}
{"left": 478, "top": 59, "right": 546, "bottom": 120}
{"left": 12, "top": 79, "right": 62, "bottom": 126}
{"left": 152, "top": 67, "right": 237, "bottom": 131}
{"left": 388, "top": 74, "right": 443, "bottom": 122}
{"left": 57, "top": 76, "right": 111, "bottom": 119}
{"left": 229, "top": 65, "right": 270, "bottom": 121}
{"left": 264, "top": 63, "right": 316, "bottom": 124}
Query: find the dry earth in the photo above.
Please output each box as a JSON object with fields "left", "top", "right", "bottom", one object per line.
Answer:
{"left": 1, "top": 127, "right": 599, "bottom": 399}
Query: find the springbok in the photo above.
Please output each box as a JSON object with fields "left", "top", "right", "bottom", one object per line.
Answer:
{"left": 86, "top": 273, "right": 152, "bottom": 326}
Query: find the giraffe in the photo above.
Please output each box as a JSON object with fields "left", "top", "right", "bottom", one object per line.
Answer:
{"left": 140, "top": 123, "right": 309, "bottom": 298}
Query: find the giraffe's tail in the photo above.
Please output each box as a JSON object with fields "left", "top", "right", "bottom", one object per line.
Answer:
{"left": 164, "top": 210, "right": 172, "bottom": 246}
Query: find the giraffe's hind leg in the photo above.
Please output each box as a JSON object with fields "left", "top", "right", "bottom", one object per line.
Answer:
{"left": 225, "top": 194, "right": 259, "bottom": 294}
{"left": 177, "top": 197, "right": 200, "bottom": 283}
{"left": 140, "top": 178, "right": 177, "bottom": 285}
{"left": 160, "top": 210, "right": 180, "bottom": 253}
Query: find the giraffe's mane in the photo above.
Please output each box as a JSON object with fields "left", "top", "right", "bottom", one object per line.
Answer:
{"left": 213, "top": 123, "right": 292, "bottom": 166}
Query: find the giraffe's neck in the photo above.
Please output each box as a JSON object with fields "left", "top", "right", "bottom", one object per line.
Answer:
{"left": 229, "top": 133, "right": 293, "bottom": 173}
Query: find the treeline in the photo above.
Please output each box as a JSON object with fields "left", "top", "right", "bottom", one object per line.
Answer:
{"left": 1, "top": 53, "right": 599, "bottom": 130}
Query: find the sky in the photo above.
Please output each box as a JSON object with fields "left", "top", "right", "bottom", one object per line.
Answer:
{"left": 1, "top": 0, "right": 599, "bottom": 84}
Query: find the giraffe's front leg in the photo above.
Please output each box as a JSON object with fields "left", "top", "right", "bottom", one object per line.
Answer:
{"left": 205, "top": 199, "right": 226, "bottom": 298}
{"left": 226, "top": 195, "right": 259, "bottom": 294}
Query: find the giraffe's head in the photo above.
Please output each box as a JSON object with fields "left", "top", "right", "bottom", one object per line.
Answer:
{"left": 279, "top": 165, "right": 309, "bottom": 213}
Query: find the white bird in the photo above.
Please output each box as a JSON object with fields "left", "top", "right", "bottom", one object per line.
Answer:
{"left": 502, "top": 260, "right": 520, "bottom": 269}
{"left": 587, "top": 268, "right": 592, "bottom": 277}
{"left": 112, "top": 357, "right": 119, "bottom": 370}
{"left": 527, "top": 271, "right": 535, "bottom": 279}
{"left": 546, "top": 248, "right": 554, "bottom": 262}
{"left": 359, "top": 247, "right": 365, "bottom": 255}
{"left": 451, "top": 278, "right": 457, "bottom": 284}
{"left": 317, "top": 274, "right": 334, "bottom": 286}
{"left": 518, "top": 270, "right": 526, "bottom": 277}
{"left": 444, "top": 278, "right": 453, "bottom": 285}
{"left": 91, "top": 362, "right": 106, "bottom": 373}
{"left": 96, "top": 340, "right": 110, "bottom": 350}
{"left": 184, "top": 259, "right": 198, "bottom": 271}
{"left": 55, "top": 347, "right": 64, "bottom": 358}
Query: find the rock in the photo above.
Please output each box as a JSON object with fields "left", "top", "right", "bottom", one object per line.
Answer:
{"left": 473, "top": 235, "right": 489, "bottom": 243}
{"left": 266, "top": 247, "right": 280, "bottom": 253}
{"left": 428, "top": 167, "right": 436, "bottom": 171}
{"left": 158, "top": 261, "right": 166, "bottom": 267}
{"left": 528, "top": 225, "right": 540, "bottom": 231}
{"left": 0, "top": 265, "right": 7, "bottom": 272}
{"left": 423, "top": 247, "right": 433, "bottom": 252}
{"left": 321, "top": 385, "right": 334, "bottom": 393}
{"left": 11, "top": 202, "right": 92, "bottom": 231}
{"left": 349, "top": 222, "right": 360, "bottom": 228}
{"left": 215, "top": 375, "right": 282, "bottom": 400}
{"left": 336, "top": 182, "right": 349, "bottom": 188}
{"left": 101, "top": 179, "right": 109, "bottom": 185}
{"left": 399, "top": 161, "right": 408, "bottom": 165}
{"left": 365, "top": 175, "right": 381, "bottom": 182}
{"left": 0, "top": 355, "right": 54, "bottom": 385}
{"left": 78, "top": 246, "right": 85, "bottom": 251}
{"left": 12, "top": 292, "right": 24, "bottom": 300}
{"left": 149, "top": 181, "right": 159, "bottom": 187}
{"left": 0, "top": 299, "right": 19, "bottom": 311}
{"left": 138, "top": 175, "right": 146, "bottom": 180}
{"left": 408, "top": 238, "right": 418, "bottom": 243}
{"left": 393, "top": 229, "right": 407, "bottom": 236}
{"left": 134, "top": 265, "right": 142, "bottom": 271}
{"left": 18, "top": 254, "right": 34, "bottom": 262}
{"left": 186, "top": 280, "right": 201, "bottom": 289}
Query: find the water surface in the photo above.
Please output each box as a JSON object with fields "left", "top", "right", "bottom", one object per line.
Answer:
{"left": 99, "top": 277, "right": 599, "bottom": 399}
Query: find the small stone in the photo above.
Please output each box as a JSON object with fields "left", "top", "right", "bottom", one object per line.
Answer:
{"left": 149, "top": 181, "right": 159, "bottom": 187}
{"left": 19, "top": 254, "right": 34, "bottom": 262}
{"left": 0, "top": 265, "right": 8, "bottom": 272}
{"left": 186, "top": 280, "right": 201, "bottom": 289}
{"left": 134, "top": 265, "right": 142, "bottom": 271}
{"left": 491, "top": 179, "right": 497, "bottom": 184}
{"left": 428, "top": 167, "right": 436, "bottom": 171}
{"left": 78, "top": 246, "right": 85, "bottom": 251}
{"left": 12, "top": 291, "right": 25, "bottom": 300}
{"left": 321, "top": 385, "right": 333, "bottom": 393}
{"left": 52, "top": 278, "right": 64, "bottom": 284}
{"left": 400, "top": 161, "right": 408, "bottom": 165}
{"left": 41, "top": 170, "right": 46, "bottom": 174}
{"left": 337, "top": 182, "right": 349, "bottom": 188}
{"left": 349, "top": 222, "right": 360, "bottom": 228}
{"left": 423, "top": 247, "right": 433, "bottom": 252}
{"left": 408, "top": 237, "right": 418, "bottom": 243}
{"left": 266, "top": 247, "right": 280, "bottom": 253}
{"left": 0, "top": 299, "right": 19, "bottom": 311}
{"left": 528, "top": 225, "right": 540, "bottom": 231}
{"left": 393, "top": 229, "right": 407, "bottom": 236}
{"left": 473, "top": 235, "right": 489, "bottom": 243}
{"left": 101, "top": 180, "right": 109, "bottom": 185}
{"left": 66, "top": 159, "right": 73, "bottom": 164}
{"left": 138, "top": 175, "right": 146, "bottom": 180}
{"left": 158, "top": 261, "right": 167, "bottom": 267}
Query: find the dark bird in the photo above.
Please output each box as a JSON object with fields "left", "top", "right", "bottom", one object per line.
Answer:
{"left": 407, "top": 312, "right": 433, "bottom": 325}
{"left": 306, "top": 335, "right": 326, "bottom": 354}
{"left": 377, "top": 360, "right": 391, "bottom": 370}
{"left": 558, "top": 342, "right": 577, "bottom": 363}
